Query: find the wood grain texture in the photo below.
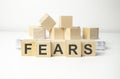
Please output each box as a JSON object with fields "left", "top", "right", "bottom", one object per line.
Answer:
{"left": 40, "top": 14, "right": 56, "bottom": 31}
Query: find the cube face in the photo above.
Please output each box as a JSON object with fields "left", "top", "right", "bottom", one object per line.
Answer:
{"left": 60, "top": 16, "right": 72, "bottom": 28}
{"left": 40, "top": 14, "right": 56, "bottom": 31}
{"left": 71, "top": 27, "right": 81, "bottom": 40}
{"left": 65, "top": 28, "right": 71, "bottom": 40}
{"left": 83, "top": 27, "right": 99, "bottom": 39}
{"left": 65, "top": 27, "right": 80, "bottom": 40}
{"left": 81, "top": 41, "right": 96, "bottom": 56}
{"left": 21, "top": 40, "right": 37, "bottom": 56}
{"left": 50, "top": 28, "right": 64, "bottom": 40}
{"left": 36, "top": 40, "right": 51, "bottom": 57}
{"left": 90, "top": 28, "right": 99, "bottom": 39}
{"left": 33, "top": 27, "right": 46, "bottom": 39}
{"left": 83, "top": 28, "right": 90, "bottom": 39}
{"left": 66, "top": 41, "right": 81, "bottom": 57}
{"left": 51, "top": 40, "right": 66, "bottom": 56}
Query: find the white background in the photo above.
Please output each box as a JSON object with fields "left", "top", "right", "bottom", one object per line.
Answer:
{"left": 0, "top": 0, "right": 120, "bottom": 32}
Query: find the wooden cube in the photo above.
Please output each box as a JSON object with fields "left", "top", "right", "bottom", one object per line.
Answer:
{"left": 36, "top": 40, "right": 51, "bottom": 57}
{"left": 83, "top": 27, "right": 99, "bottom": 39}
{"left": 21, "top": 40, "right": 37, "bottom": 56}
{"left": 50, "top": 28, "right": 64, "bottom": 40}
{"left": 40, "top": 14, "right": 56, "bottom": 31}
{"left": 60, "top": 16, "right": 72, "bottom": 28}
{"left": 65, "top": 40, "right": 81, "bottom": 57}
{"left": 33, "top": 27, "right": 46, "bottom": 39}
{"left": 65, "top": 27, "right": 81, "bottom": 40}
{"left": 51, "top": 40, "right": 66, "bottom": 56}
{"left": 81, "top": 41, "right": 96, "bottom": 56}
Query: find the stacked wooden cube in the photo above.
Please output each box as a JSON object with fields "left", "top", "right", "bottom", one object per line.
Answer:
{"left": 29, "top": 14, "right": 99, "bottom": 40}
{"left": 29, "top": 14, "right": 56, "bottom": 39}
{"left": 22, "top": 14, "right": 99, "bottom": 57}
{"left": 83, "top": 27, "right": 99, "bottom": 39}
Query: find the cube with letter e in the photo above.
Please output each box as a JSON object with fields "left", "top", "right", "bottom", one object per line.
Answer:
{"left": 36, "top": 40, "right": 51, "bottom": 57}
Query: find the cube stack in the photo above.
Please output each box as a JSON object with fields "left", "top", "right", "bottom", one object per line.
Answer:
{"left": 29, "top": 14, "right": 99, "bottom": 40}
{"left": 20, "top": 14, "right": 100, "bottom": 57}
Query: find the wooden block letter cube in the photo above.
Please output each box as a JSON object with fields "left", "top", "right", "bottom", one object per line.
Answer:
{"left": 81, "top": 41, "right": 96, "bottom": 56}
{"left": 83, "top": 27, "right": 99, "bottom": 39}
{"left": 51, "top": 40, "right": 66, "bottom": 56}
{"left": 40, "top": 14, "right": 56, "bottom": 31}
{"left": 66, "top": 40, "right": 81, "bottom": 57}
{"left": 50, "top": 28, "right": 64, "bottom": 40}
{"left": 36, "top": 40, "right": 51, "bottom": 57}
{"left": 21, "top": 40, "right": 37, "bottom": 56}
{"left": 60, "top": 16, "right": 72, "bottom": 28}
{"left": 65, "top": 27, "right": 81, "bottom": 40}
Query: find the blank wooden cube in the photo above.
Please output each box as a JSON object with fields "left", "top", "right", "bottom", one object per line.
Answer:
{"left": 40, "top": 14, "right": 56, "bottom": 31}
{"left": 21, "top": 40, "right": 37, "bottom": 56}
{"left": 60, "top": 16, "right": 72, "bottom": 28}
{"left": 36, "top": 40, "right": 51, "bottom": 57}
{"left": 66, "top": 40, "right": 81, "bottom": 57}
{"left": 81, "top": 41, "right": 96, "bottom": 56}
{"left": 65, "top": 27, "right": 81, "bottom": 40}
{"left": 50, "top": 28, "right": 64, "bottom": 40}
{"left": 83, "top": 27, "right": 99, "bottom": 39}
{"left": 90, "top": 28, "right": 99, "bottom": 39}
{"left": 29, "top": 26, "right": 46, "bottom": 39}
{"left": 51, "top": 40, "right": 66, "bottom": 56}
{"left": 33, "top": 27, "right": 46, "bottom": 39}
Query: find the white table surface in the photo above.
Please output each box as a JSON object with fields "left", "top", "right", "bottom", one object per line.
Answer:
{"left": 0, "top": 31, "right": 120, "bottom": 79}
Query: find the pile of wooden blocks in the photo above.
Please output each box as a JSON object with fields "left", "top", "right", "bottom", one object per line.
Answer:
{"left": 21, "top": 14, "right": 99, "bottom": 57}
